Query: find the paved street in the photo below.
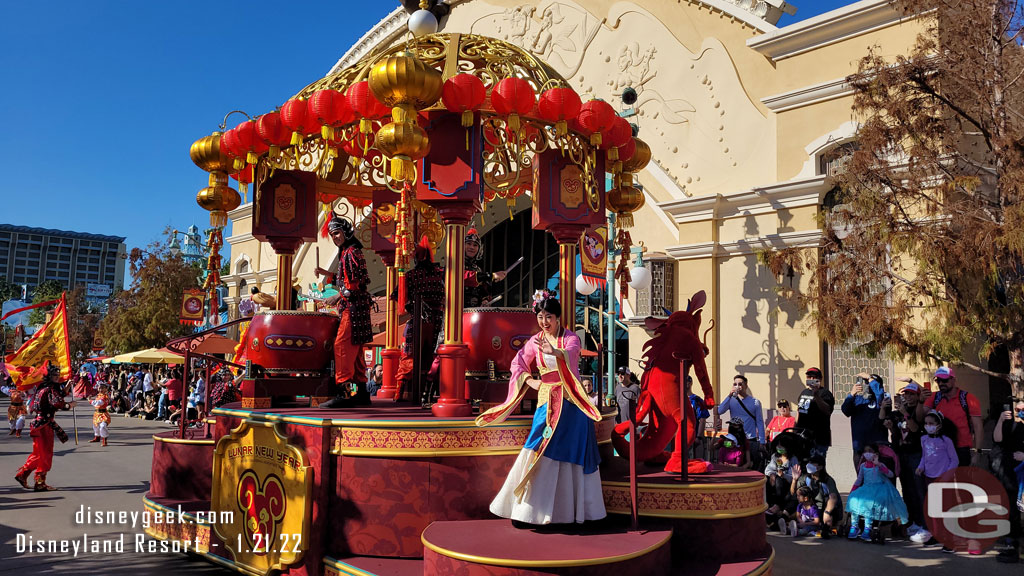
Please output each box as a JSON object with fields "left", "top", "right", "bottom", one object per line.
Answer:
{"left": 1, "top": 399, "right": 1020, "bottom": 574}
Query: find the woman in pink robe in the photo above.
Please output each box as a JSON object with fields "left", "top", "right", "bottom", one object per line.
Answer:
{"left": 476, "top": 292, "right": 606, "bottom": 525}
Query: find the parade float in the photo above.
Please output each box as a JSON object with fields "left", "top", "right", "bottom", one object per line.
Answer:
{"left": 143, "top": 3, "right": 771, "bottom": 575}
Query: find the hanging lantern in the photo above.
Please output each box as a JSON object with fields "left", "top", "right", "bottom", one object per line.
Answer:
{"left": 309, "top": 89, "right": 354, "bottom": 141}
{"left": 441, "top": 73, "right": 486, "bottom": 128}
{"left": 255, "top": 111, "right": 291, "bottom": 157}
{"left": 603, "top": 116, "right": 633, "bottom": 167}
{"left": 369, "top": 50, "right": 442, "bottom": 182}
{"left": 220, "top": 128, "right": 245, "bottom": 171}
{"left": 491, "top": 77, "right": 535, "bottom": 133}
{"left": 234, "top": 120, "right": 268, "bottom": 165}
{"left": 607, "top": 184, "right": 645, "bottom": 229}
{"left": 281, "top": 98, "right": 317, "bottom": 146}
{"left": 191, "top": 132, "right": 242, "bottom": 227}
{"left": 620, "top": 137, "right": 652, "bottom": 187}
{"left": 617, "top": 136, "right": 637, "bottom": 166}
{"left": 577, "top": 99, "right": 615, "bottom": 147}
{"left": 348, "top": 80, "right": 390, "bottom": 136}
{"left": 230, "top": 164, "right": 254, "bottom": 201}
{"left": 538, "top": 86, "right": 582, "bottom": 137}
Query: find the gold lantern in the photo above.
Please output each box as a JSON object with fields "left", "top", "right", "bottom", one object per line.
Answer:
{"left": 619, "top": 137, "right": 651, "bottom": 187}
{"left": 607, "top": 185, "right": 646, "bottom": 229}
{"left": 369, "top": 50, "right": 442, "bottom": 182}
{"left": 191, "top": 132, "right": 241, "bottom": 227}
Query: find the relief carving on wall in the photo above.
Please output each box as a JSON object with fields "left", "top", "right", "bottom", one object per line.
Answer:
{"left": 460, "top": 0, "right": 772, "bottom": 196}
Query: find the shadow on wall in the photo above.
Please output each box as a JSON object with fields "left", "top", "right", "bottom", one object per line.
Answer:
{"left": 733, "top": 247, "right": 809, "bottom": 407}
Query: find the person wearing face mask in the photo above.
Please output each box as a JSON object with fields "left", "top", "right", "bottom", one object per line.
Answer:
{"left": 842, "top": 372, "right": 891, "bottom": 474}
{"left": 992, "top": 397, "right": 1024, "bottom": 562}
{"left": 796, "top": 367, "right": 836, "bottom": 458}
{"left": 789, "top": 454, "right": 842, "bottom": 537}
{"left": 846, "top": 442, "right": 908, "bottom": 542}
{"left": 882, "top": 380, "right": 928, "bottom": 539}
{"left": 912, "top": 410, "right": 959, "bottom": 547}
{"left": 917, "top": 366, "right": 983, "bottom": 467}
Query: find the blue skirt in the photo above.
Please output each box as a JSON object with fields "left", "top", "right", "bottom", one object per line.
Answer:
{"left": 847, "top": 478, "right": 908, "bottom": 522}
{"left": 524, "top": 398, "right": 601, "bottom": 474}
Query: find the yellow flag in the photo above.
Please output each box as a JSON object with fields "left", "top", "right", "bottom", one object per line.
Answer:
{"left": 4, "top": 294, "right": 72, "bottom": 390}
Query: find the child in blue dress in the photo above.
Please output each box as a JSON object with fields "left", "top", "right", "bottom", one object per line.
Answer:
{"left": 847, "top": 442, "right": 908, "bottom": 542}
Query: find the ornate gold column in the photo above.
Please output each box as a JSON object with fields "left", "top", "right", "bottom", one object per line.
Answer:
{"left": 550, "top": 225, "right": 583, "bottom": 329}
{"left": 377, "top": 254, "right": 401, "bottom": 400}
{"left": 432, "top": 204, "right": 475, "bottom": 418}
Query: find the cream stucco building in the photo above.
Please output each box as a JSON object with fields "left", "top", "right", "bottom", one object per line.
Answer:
{"left": 223, "top": 1, "right": 994, "bottom": 473}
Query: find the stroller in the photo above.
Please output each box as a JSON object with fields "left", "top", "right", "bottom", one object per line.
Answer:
{"left": 768, "top": 427, "right": 815, "bottom": 465}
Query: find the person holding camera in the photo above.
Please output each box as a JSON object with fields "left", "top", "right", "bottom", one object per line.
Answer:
{"left": 882, "top": 379, "right": 928, "bottom": 539}
{"left": 916, "top": 366, "right": 982, "bottom": 467}
{"left": 993, "top": 396, "right": 1024, "bottom": 562}
{"left": 716, "top": 374, "right": 765, "bottom": 471}
{"left": 841, "top": 372, "right": 890, "bottom": 473}
{"left": 796, "top": 367, "right": 835, "bottom": 458}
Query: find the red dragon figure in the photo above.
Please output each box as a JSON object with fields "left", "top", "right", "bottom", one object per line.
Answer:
{"left": 611, "top": 290, "right": 716, "bottom": 474}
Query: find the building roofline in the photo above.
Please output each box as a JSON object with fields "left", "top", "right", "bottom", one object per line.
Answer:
{"left": 0, "top": 223, "right": 126, "bottom": 244}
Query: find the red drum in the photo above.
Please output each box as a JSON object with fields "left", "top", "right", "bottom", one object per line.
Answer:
{"left": 463, "top": 307, "right": 538, "bottom": 401}
{"left": 246, "top": 310, "right": 339, "bottom": 374}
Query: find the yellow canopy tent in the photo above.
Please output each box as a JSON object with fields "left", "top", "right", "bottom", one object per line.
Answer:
{"left": 105, "top": 347, "right": 184, "bottom": 365}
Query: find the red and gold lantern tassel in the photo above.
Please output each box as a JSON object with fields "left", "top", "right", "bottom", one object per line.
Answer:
{"left": 555, "top": 119, "right": 567, "bottom": 137}
{"left": 290, "top": 131, "right": 304, "bottom": 146}
{"left": 390, "top": 156, "right": 415, "bottom": 183}
{"left": 461, "top": 110, "right": 474, "bottom": 128}
{"left": 321, "top": 126, "right": 335, "bottom": 141}
{"left": 238, "top": 183, "right": 248, "bottom": 203}
{"left": 590, "top": 132, "right": 602, "bottom": 147}
{"left": 508, "top": 113, "right": 521, "bottom": 134}
{"left": 397, "top": 272, "right": 407, "bottom": 312}
{"left": 360, "top": 118, "right": 373, "bottom": 135}
{"left": 607, "top": 148, "right": 619, "bottom": 163}
{"left": 233, "top": 158, "right": 245, "bottom": 171}
{"left": 614, "top": 228, "right": 633, "bottom": 317}
{"left": 210, "top": 211, "right": 228, "bottom": 228}
{"left": 616, "top": 211, "right": 635, "bottom": 229}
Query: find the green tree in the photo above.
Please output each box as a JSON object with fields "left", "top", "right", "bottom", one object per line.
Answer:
{"left": 65, "top": 285, "right": 102, "bottom": 361}
{"left": 762, "top": 0, "right": 1024, "bottom": 396}
{"left": 27, "top": 279, "right": 66, "bottom": 326}
{"left": 98, "top": 231, "right": 201, "bottom": 354}
{"left": 0, "top": 277, "right": 19, "bottom": 309}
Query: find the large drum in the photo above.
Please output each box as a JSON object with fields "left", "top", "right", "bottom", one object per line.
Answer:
{"left": 463, "top": 307, "right": 538, "bottom": 401}
{"left": 245, "top": 310, "right": 339, "bottom": 374}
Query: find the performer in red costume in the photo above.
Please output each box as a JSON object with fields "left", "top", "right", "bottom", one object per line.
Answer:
{"left": 5, "top": 384, "right": 27, "bottom": 437}
{"left": 394, "top": 236, "right": 444, "bottom": 402}
{"left": 14, "top": 362, "right": 74, "bottom": 491}
{"left": 89, "top": 382, "right": 111, "bottom": 446}
{"left": 463, "top": 228, "right": 507, "bottom": 307}
{"left": 315, "top": 214, "right": 372, "bottom": 408}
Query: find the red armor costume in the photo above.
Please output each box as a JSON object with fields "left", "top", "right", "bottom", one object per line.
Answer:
{"left": 15, "top": 362, "right": 72, "bottom": 491}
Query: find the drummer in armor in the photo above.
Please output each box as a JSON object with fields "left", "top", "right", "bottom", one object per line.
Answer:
{"left": 464, "top": 228, "right": 507, "bottom": 307}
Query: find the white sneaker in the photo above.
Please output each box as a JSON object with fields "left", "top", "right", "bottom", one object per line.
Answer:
{"left": 906, "top": 523, "right": 923, "bottom": 536}
{"left": 789, "top": 520, "right": 799, "bottom": 538}
{"left": 778, "top": 518, "right": 788, "bottom": 535}
{"left": 910, "top": 529, "right": 932, "bottom": 544}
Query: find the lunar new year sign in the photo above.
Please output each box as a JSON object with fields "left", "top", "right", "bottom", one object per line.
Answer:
{"left": 212, "top": 420, "right": 312, "bottom": 575}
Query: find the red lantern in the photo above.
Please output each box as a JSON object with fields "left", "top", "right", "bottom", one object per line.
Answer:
{"left": 602, "top": 115, "right": 632, "bottom": 167}
{"left": 234, "top": 120, "right": 268, "bottom": 165}
{"left": 309, "top": 89, "right": 354, "bottom": 140}
{"left": 231, "top": 164, "right": 254, "bottom": 184}
{"left": 538, "top": 87, "right": 582, "bottom": 137}
{"left": 220, "top": 128, "right": 242, "bottom": 158}
{"left": 441, "top": 73, "right": 486, "bottom": 128}
{"left": 282, "top": 98, "right": 318, "bottom": 146}
{"left": 255, "top": 112, "right": 291, "bottom": 154}
{"left": 491, "top": 77, "right": 535, "bottom": 132}
{"left": 577, "top": 99, "right": 616, "bottom": 146}
{"left": 617, "top": 136, "right": 637, "bottom": 164}
{"left": 347, "top": 81, "right": 390, "bottom": 134}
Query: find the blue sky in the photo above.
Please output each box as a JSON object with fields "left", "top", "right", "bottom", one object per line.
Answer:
{"left": 0, "top": 0, "right": 852, "bottom": 259}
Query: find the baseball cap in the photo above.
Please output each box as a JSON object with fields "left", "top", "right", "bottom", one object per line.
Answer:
{"left": 899, "top": 382, "right": 921, "bottom": 394}
{"left": 805, "top": 367, "right": 822, "bottom": 378}
{"left": 616, "top": 366, "right": 631, "bottom": 375}
{"left": 934, "top": 366, "right": 955, "bottom": 379}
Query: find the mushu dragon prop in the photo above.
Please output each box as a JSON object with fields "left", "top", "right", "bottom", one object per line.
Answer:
{"left": 611, "top": 290, "right": 716, "bottom": 474}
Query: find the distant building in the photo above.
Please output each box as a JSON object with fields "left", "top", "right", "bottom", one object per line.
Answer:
{"left": 0, "top": 224, "right": 126, "bottom": 298}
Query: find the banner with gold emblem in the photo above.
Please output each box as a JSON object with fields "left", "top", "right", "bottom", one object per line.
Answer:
{"left": 212, "top": 420, "right": 311, "bottom": 575}
{"left": 3, "top": 294, "right": 72, "bottom": 390}
{"left": 580, "top": 225, "right": 608, "bottom": 288}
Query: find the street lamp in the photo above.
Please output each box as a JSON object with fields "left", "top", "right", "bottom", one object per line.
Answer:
{"left": 168, "top": 236, "right": 182, "bottom": 257}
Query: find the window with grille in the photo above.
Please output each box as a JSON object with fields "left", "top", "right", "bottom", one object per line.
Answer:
{"left": 635, "top": 258, "right": 674, "bottom": 317}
